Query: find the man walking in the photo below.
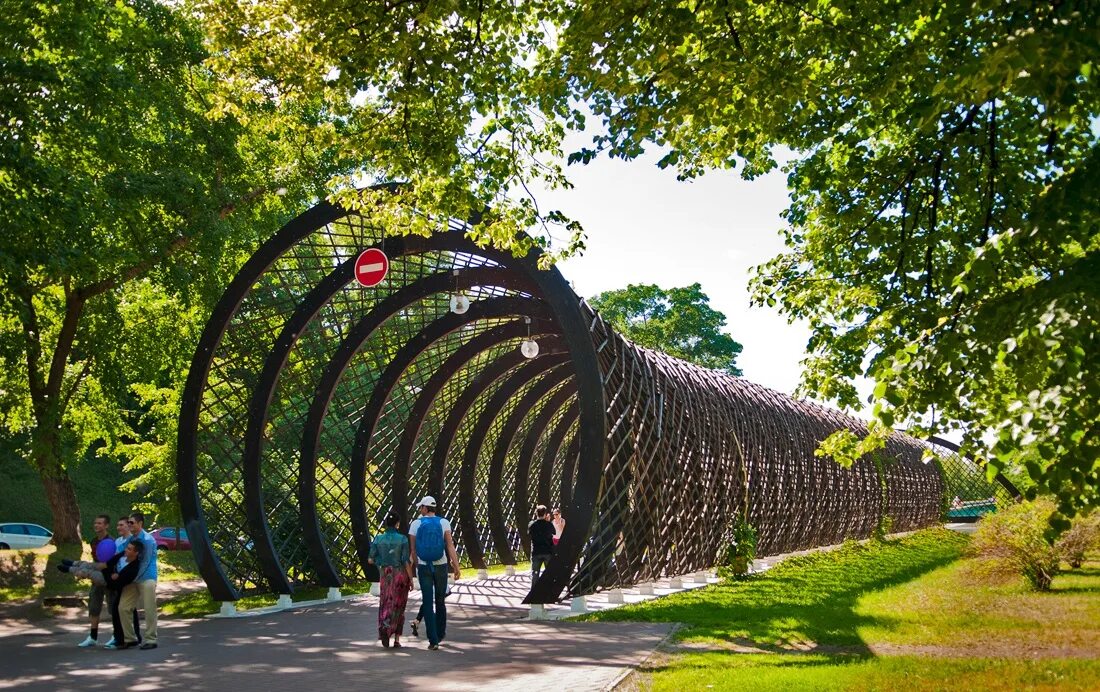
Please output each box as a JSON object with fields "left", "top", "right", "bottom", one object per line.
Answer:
{"left": 119, "top": 511, "right": 158, "bottom": 650}
{"left": 408, "top": 496, "right": 461, "bottom": 650}
{"left": 77, "top": 514, "right": 116, "bottom": 647}
{"left": 527, "top": 505, "right": 556, "bottom": 586}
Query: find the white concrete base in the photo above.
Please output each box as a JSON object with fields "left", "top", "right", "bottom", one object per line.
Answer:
{"left": 218, "top": 601, "right": 237, "bottom": 617}
{"left": 528, "top": 604, "right": 550, "bottom": 620}
{"left": 477, "top": 569, "right": 489, "bottom": 579}
{"left": 606, "top": 589, "right": 624, "bottom": 604}
{"left": 326, "top": 587, "right": 341, "bottom": 601}
{"left": 571, "top": 596, "right": 588, "bottom": 614}
{"left": 695, "top": 572, "right": 709, "bottom": 584}
{"left": 637, "top": 583, "right": 654, "bottom": 595}
{"left": 276, "top": 594, "right": 292, "bottom": 609}
{"left": 370, "top": 582, "right": 381, "bottom": 597}
{"left": 505, "top": 565, "right": 516, "bottom": 576}
{"left": 669, "top": 576, "right": 683, "bottom": 589}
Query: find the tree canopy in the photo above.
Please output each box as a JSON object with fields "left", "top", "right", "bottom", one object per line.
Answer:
{"left": 551, "top": 1, "right": 1099, "bottom": 522}
{"left": 0, "top": 0, "right": 355, "bottom": 542}
{"left": 4, "top": 0, "right": 1096, "bottom": 540}
{"left": 590, "top": 283, "right": 743, "bottom": 376}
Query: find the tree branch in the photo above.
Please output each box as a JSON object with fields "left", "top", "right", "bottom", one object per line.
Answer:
{"left": 46, "top": 281, "right": 86, "bottom": 405}
{"left": 74, "top": 234, "right": 193, "bottom": 301}
{"left": 16, "top": 280, "right": 46, "bottom": 414}
{"left": 74, "top": 186, "right": 269, "bottom": 302}
{"left": 59, "top": 356, "right": 94, "bottom": 415}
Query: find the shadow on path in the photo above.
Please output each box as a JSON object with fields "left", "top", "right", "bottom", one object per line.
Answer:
{"left": 0, "top": 595, "right": 672, "bottom": 692}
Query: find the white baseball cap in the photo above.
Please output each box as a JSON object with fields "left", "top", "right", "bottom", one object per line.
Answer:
{"left": 419, "top": 495, "right": 437, "bottom": 508}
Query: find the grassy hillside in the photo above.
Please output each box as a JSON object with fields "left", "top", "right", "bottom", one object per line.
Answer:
{"left": 0, "top": 438, "right": 138, "bottom": 540}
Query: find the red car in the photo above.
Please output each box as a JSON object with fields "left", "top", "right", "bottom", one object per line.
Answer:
{"left": 151, "top": 527, "right": 191, "bottom": 551}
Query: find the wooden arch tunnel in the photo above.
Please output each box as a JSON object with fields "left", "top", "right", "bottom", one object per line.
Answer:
{"left": 177, "top": 200, "right": 1014, "bottom": 605}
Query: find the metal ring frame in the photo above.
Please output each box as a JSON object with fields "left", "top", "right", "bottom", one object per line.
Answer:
{"left": 177, "top": 200, "right": 1012, "bottom": 604}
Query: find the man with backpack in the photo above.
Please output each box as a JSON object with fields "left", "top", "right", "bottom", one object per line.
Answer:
{"left": 408, "top": 495, "right": 461, "bottom": 650}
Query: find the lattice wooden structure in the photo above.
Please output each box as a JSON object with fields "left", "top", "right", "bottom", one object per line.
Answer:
{"left": 177, "top": 201, "right": 1014, "bottom": 604}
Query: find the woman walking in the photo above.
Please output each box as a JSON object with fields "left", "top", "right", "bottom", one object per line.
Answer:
{"left": 367, "top": 512, "right": 414, "bottom": 648}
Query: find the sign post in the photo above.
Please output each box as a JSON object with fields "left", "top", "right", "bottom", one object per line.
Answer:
{"left": 353, "top": 248, "right": 389, "bottom": 287}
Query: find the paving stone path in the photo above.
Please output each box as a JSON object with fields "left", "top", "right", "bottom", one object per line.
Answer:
{"left": 0, "top": 576, "right": 672, "bottom": 692}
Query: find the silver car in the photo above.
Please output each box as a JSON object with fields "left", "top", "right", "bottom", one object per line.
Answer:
{"left": 0, "top": 523, "right": 53, "bottom": 549}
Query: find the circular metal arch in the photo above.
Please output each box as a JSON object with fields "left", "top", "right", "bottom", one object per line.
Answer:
{"left": 177, "top": 201, "right": 604, "bottom": 603}
{"left": 178, "top": 196, "right": 1005, "bottom": 605}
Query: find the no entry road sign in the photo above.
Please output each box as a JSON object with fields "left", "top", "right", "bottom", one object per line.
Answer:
{"left": 354, "top": 248, "right": 389, "bottom": 287}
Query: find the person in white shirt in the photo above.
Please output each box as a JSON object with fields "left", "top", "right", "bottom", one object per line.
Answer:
{"left": 407, "top": 496, "right": 461, "bottom": 650}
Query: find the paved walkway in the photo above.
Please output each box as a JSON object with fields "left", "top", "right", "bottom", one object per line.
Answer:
{"left": 0, "top": 575, "right": 674, "bottom": 692}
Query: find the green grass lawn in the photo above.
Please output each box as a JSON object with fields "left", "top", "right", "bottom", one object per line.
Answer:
{"left": 585, "top": 528, "right": 1100, "bottom": 691}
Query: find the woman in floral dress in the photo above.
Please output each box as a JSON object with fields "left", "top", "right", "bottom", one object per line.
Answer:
{"left": 368, "top": 512, "right": 414, "bottom": 648}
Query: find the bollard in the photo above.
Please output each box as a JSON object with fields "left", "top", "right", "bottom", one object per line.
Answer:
{"left": 606, "top": 589, "right": 624, "bottom": 604}
{"left": 477, "top": 568, "right": 489, "bottom": 580}
{"left": 218, "top": 601, "right": 237, "bottom": 617}
{"left": 695, "top": 571, "right": 709, "bottom": 584}
{"left": 276, "top": 594, "right": 292, "bottom": 609}
{"left": 505, "top": 565, "right": 516, "bottom": 576}
{"left": 571, "top": 596, "right": 588, "bottom": 614}
{"left": 529, "top": 604, "right": 549, "bottom": 620}
{"left": 370, "top": 582, "right": 381, "bottom": 597}
{"left": 637, "top": 583, "right": 654, "bottom": 595}
{"left": 669, "top": 576, "right": 683, "bottom": 589}
{"left": 326, "top": 587, "right": 342, "bottom": 601}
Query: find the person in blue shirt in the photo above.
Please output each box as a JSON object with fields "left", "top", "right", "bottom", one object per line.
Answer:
{"left": 118, "top": 511, "right": 158, "bottom": 650}
{"left": 367, "top": 512, "right": 414, "bottom": 648}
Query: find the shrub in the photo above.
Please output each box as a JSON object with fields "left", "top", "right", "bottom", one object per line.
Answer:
{"left": 874, "top": 514, "right": 894, "bottom": 542}
{"left": 969, "top": 498, "right": 1060, "bottom": 590}
{"left": 717, "top": 517, "right": 757, "bottom": 579}
{"left": 1056, "top": 512, "right": 1100, "bottom": 569}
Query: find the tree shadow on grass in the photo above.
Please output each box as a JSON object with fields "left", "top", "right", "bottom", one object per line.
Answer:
{"left": 589, "top": 529, "right": 969, "bottom": 655}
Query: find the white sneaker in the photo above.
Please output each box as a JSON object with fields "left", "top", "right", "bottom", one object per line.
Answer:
{"left": 77, "top": 636, "right": 97, "bottom": 648}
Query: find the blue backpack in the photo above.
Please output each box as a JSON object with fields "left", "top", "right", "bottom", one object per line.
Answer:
{"left": 416, "top": 516, "right": 445, "bottom": 562}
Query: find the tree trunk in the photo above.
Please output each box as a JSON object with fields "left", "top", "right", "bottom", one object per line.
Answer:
{"left": 31, "top": 426, "right": 82, "bottom": 545}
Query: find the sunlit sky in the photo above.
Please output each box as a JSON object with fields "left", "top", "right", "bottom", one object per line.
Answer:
{"left": 532, "top": 149, "right": 815, "bottom": 399}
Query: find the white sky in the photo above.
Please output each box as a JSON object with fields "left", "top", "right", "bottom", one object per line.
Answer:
{"left": 532, "top": 150, "right": 814, "bottom": 398}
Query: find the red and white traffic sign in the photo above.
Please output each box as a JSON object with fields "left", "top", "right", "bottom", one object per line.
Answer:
{"left": 353, "top": 248, "right": 389, "bottom": 287}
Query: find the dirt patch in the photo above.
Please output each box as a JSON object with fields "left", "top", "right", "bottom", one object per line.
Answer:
{"left": 870, "top": 641, "right": 1100, "bottom": 660}
{"left": 668, "top": 638, "right": 866, "bottom": 656}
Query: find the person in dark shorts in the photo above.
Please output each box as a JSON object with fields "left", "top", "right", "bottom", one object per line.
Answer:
{"left": 528, "top": 505, "right": 556, "bottom": 586}
{"left": 76, "top": 514, "right": 116, "bottom": 647}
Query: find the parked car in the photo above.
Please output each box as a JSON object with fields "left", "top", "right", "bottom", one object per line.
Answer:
{"left": 0, "top": 523, "right": 53, "bottom": 550}
{"left": 151, "top": 527, "right": 191, "bottom": 551}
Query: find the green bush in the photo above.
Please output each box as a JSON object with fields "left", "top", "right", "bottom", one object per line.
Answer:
{"left": 716, "top": 517, "right": 757, "bottom": 579}
{"left": 969, "top": 498, "right": 1060, "bottom": 590}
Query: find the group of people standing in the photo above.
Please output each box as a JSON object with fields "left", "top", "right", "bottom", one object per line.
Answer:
{"left": 59, "top": 511, "right": 159, "bottom": 651}
{"left": 366, "top": 496, "right": 565, "bottom": 650}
